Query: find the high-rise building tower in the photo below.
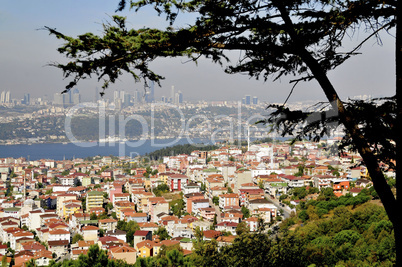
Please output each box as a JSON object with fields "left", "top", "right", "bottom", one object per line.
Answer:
{"left": 120, "top": 91, "right": 125, "bottom": 101}
{"left": 0, "top": 91, "right": 5, "bottom": 103}
{"left": 252, "top": 96, "right": 258, "bottom": 105}
{"left": 145, "top": 81, "right": 155, "bottom": 103}
{"left": 245, "top": 95, "right": 251, "bottom": 105}
{"left": 170, "top": 86, "right": 175, "bottom": 103}
{"left": 134, "top": 90, "right": 141, "bottom": 104}
{"left": 24, "top": 93, "right": 30, "bottom": 105}
{"left": 73, "top": 89, "right": 80, "bottom": 104}
{"left": 67, "top": 90, "right": 72, "bottom": 104}
{"left": 123, "top": 93, "right": 132, "bottom": 107}
{"left": 5, "top": 91, "right": 11, "bottom": 103}
{"left": 94, "top": 87, "right": 99, "bottom": 102}
{"left": 175, "top": 91, "right": 183, "bottom": 104}
{"left": 54, "top": 93, "right": 64, "bottom": 105}
{"left": 114, "top": 91, "right": 120, "bottom": 102}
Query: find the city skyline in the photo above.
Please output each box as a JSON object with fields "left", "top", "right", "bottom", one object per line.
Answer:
{"left": 0, "top": 1, "right": 396, "bottom": 104}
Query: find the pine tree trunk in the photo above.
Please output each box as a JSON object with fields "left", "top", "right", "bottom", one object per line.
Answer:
{"left": 395, "top": 0, "right": 401, "bottom": 265}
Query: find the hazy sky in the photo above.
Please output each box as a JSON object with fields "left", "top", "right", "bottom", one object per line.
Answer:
{"left": 0, "top": 1, "right": 396, "bottom": 103}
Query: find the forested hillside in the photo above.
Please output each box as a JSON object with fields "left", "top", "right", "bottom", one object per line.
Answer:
{"left": 44, "top": 193, "right": 395, "bottom": 267}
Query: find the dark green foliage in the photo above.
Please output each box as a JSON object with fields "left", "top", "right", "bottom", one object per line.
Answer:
{"left": 291, "top": 187, "right": 308, "bottom": 200}
{"left": 170, "top": 198, "right": 185, "bottom": 218}
{"left": 240, "top": 206, "right": 250, "bottom": 219}
{"left": 72, "top": 233, "right": 84, "bottom": 244}
{"left": 153, "top": 183, "right": 170, "bottom": 197}
{"left": 43, "top": 201, "right": 397, "bottom": 266}
{"left": 48, "top": 245, "right": 131, "bottom": 267}
{"left": 146, "top": 144, "right": 218, "bottom": 160}
{"left": 212, "top": 196, "right": 219, "bottom": 206}
{"left": 117, "top": 220, "right": 139, "bottom": 246}
{"left": 154, "top": 226, "right": 170, "bottom": 241}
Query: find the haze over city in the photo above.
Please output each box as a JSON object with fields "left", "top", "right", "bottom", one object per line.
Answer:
{"left": 0, "top": 0, "right": 396, "bottom": 103}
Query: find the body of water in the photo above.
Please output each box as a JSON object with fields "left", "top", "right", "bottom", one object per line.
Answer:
{"left": 0, "top": 138, "right": 210, "bottom": 160}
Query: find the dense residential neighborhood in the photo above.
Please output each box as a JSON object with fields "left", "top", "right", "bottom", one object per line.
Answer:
{"left": 0, "top": 138, "right": 390, "bottom": 266}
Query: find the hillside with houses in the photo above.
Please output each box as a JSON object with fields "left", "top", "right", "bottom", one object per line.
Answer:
{"left": 0, "top": 138, "right": 395, "bottom": 266}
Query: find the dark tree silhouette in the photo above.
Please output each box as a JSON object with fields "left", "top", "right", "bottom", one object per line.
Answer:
{"left": 46, "top": 1, "right": 400, "bottom": 264}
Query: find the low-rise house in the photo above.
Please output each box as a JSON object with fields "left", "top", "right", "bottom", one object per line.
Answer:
{"left": 62, "top": 201, "right": 82, "bottom": 220}
{"left": 199, "top": 207, "right": 216, "bottom": 221}
{"left": 98, "top": 218, "right": 118, "bottom": 232}
{"left": 81, "top": 226, "right": 99, "bottom": 242}
{"left": 109, "top": 245, "right": 137, "bottom": 264}
{"left": 202, "top": 230, "right": 222, "bottom": 241}
{"left": 238, "top": 189, "right": 264, "bottom": 207}
{"left": 137, "top": 222, "right": 159, "bottom": 232}
{"left": 97, "top": 236, "right": 127, "bottom": 250}
{"left": 216, "top": 235, "right": 236, "bottom": 249}
{"left": 148, "top": 197, "right": 169, "bottom": 223}
{"left": 3, "top": 207, "right": 20, "bottom": 219}
{"left": 136, "top": 240, "right": 156, "bottom": 258}
{"left": 124, "top": 212, "right": 147, "bottom": 223}
{"left": 191, "top": 199, "right": 209, "bottom": 215}
{"left": 248, "top": 199, "right": 277, "bottom": 214}
{"left": 56, "top": 194, "right": 76, "bottom": 217}
{"left": 133, "top": 230, "right": 152, "bottom": 249}
{"left": 10, "top": 230, "right": 34, "bottom": 251}
{"left": 215, "top": 222, "right": 238, "bottom": 235}
{"left": 71, "top": 249, "right": 88, "bottom": 260}
{"left": 184, "top": 193, "right": 205, "bottom": 214}
{"left": 71, "top": 240, "right": 95, "bottom": 250}
{"left": 182, "top": 182, "right": 201, "bottom": 195}
{"left": 222, "top": 211, "right": 243, "bottom": 223}
{"left": 167, "top": 174, "right": 188, "bottom": 191}
{"left": 253, "top": 208, "right": 272, "bottom": 222}
{"left": 112, "top": 193, "right": 130, "bottom": 205}
{"left": 355, "top": 178, "right": 373, "bottom": 188}
{"left": 350, "top": 188, "right": 363, "bottom": 197}
{"left": 243, "top": 217, "right": 259, "bottom": 232}
{"left": 333, "top": 180, "right": 350, "bottom": 197}
{"left": 14, "top": 253, "right": 34, "bottom": 267}
{"left": 279, "top": 175, "right": 307, "bottom": 188}
{"left": 105, "top": 229, "right": 127, "bottom": 243}
{"left": 48, "top": 229, "right": 70, "bottom": 242}
{"left": 48, "top": 240, "right": 69, "bottom": 257}
{"left": 32, "top": 250, "right": 53, "bottom": 266}
{"left": 115, "top": 201, "right": 135, "bottom": 220}
{"left": 69, "top": 212, "right": 90, "bottom": 232}
{"left": 89, "top": 207, "right": 105, "bottom": 217}
{"left": 27, "top": 209, "right": 45, "bottom": 231}
{"left": 219, "top": 193, "right": 239, "bottom": 209}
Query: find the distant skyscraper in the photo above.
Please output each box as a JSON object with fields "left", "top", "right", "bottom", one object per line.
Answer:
{"left": 145, "top": 81, "right": 155, "bottom": 103}
{"left": 245, "top": 95, "right": 251, "bottom": 105}
{"left": 170, "top": 86, "right": 175, "bottom": 103}
{"left": 68, "top": 90, "right": 72, "bottom": 104}
{"left": 24, "top": 93, "right": 30, "bottom": 105}
{"left": 120, "top": 91, "right": 125, "bottom": 101}
{"left": 5, "top": 91, "right": 11, "bottom": 103}
{"left": 54, "top": 93, "right": 64, "bottom": 105}
{"left": 252, "top": 96, "right": 258, "bottom": 105}
{"left": 161, "top": 96, "right": 167, "bottom": 103}
{"left": 0, "top": 91, "right": 5, "bottom": 103}
{"left": 94, "top": 87, "right": 99, "bottom": 102}
{"left": 123, "top": 93, "right": 132, "bottom": 107}
{"left": 114, "top": 91, "right": 120, "bottom": 102}
{"left": 73, "top": 89, "right": 80, "bottom": 104}
{"left": 134, "top": 90, "right": 141, "bottom": 104}
{"left": 175, "top": 91, "right": 183, "bottom": 104}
